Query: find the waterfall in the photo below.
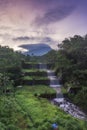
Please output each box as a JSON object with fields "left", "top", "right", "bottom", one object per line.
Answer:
{"left": 47, "top": 70, "right": 61, "bottom": 87}
{"left": 56, "top": 93, "right": 63, "bottom": 98}
{"left": 39, "top": 63, "right": 63, "bottom": 98}
{"left": 47, "top": 70, "right": 63, "bottom": 98}
{"left": 39, "top": 63, "right": 47, "bottom": 70}
{"left": 38, "top": 63, "right": 86, "bottom": 120}
{"left": 39, "top": 63, "right": 86, "bottom": 120}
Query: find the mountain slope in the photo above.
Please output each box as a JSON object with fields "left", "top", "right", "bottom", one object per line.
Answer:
{"left": 19, "top": 43, "right": 52, "bottom": 56}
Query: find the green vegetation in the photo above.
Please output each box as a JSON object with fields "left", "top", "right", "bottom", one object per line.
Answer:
{"left": 18, "top": 85, "right": 56, "bottom": 98}
{"left": 0, "top": 36, "right": 87, "bottom": 130}
{"left": 0, "top": 46, "right": 26, "bottom": 71}
{"left": 22, "top": 69, "right": 45, "bottom": 73}
{"left": 20, "top": 85, "right": 56, "bottom": 94}
{"left": 22, "top": 65, "right": 49, "bottom": 86}
{"left": 23, "top": 76, "right": 49, "bottom": 80}
{"left": 22, "top": 69, "right": 47, "bottom": 78}
{"left": 43, "top": 35, "right": 87, "bottom": 112}
{"left": 0, "top": 87, "right": 87, "bottom": 130}
{"left": 0, "top": 46, "right": 29, "bottom": 87}
{"left": 0, "top": 96, "right": 30, "bottom": 130}
{"left": 22, "top": 69, "right": 38, "bottom": 73}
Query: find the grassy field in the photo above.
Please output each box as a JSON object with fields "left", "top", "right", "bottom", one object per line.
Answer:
{"left": 0, "top": 86, "right": 87, "bottom": 130}
{"left": 23, "top": 76, "right": 49, "bottom": 80}
{"left": 22, "top": 69, "right": 45, "bottom": 73}
{"left": 17, "top": 85, "right": 56, "bottom": 95}
{"left": 1, "top": 63, "right": 86, "bottom": 130}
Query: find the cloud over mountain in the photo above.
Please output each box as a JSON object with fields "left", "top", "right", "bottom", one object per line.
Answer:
{"left": 13, "top": 36, "right": 30, "bottom": 41}
{"left": 19, "top": 43, "right": 52, "bottom": 56}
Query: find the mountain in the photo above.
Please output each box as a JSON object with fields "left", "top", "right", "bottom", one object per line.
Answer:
{"left": 19, "top": 43, "right": 52, "bottom": 56}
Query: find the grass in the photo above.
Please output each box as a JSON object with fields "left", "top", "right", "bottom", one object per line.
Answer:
{"left": 0, "top": 86, "right": 87, "bottom": 130}
{"left": 17, "top": 85, "right": 56, "bottom": 95}
{"left": 23, "top": 62, "right": 38, "bottom": 64}
{"left": 22, "top": 69, "right": 45, "bottom": 73}
{"left": 16, "top": 88, "right": 87, "bottom": 130}
{"left": 61, "top": 87, "right": 67, "bottom": 94}
{"left": 23, "top": 76, "right": 49, "bottom": 80}
{"left": 0, "top": 65, "right": 87, "bottom": 130}
{"left": 0, "top": 96, "right": 33, "bottom": 130}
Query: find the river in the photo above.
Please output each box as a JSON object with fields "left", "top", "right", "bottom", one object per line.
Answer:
{"left": 39, "top": 63, "right": 87, "bottom": 120}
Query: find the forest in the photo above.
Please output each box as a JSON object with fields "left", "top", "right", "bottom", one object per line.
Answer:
{"left": 42, "top": 35, "right": 87, "bottom": 112}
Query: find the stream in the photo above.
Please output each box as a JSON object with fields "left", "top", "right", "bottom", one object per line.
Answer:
{"left": 39, "top": 63, "right": 87, "bottom": 120}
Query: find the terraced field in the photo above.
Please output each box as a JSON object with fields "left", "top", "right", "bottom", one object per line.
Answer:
{"left": 0, "top": 87, "right": 86, "bottom": 130}
{"left": 0, "top": 62, "right": 87, "bottom": 130}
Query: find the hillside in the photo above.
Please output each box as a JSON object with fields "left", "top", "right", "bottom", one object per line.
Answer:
{"left": 41, "top": 35, "right": 87, "bottom": 112}
{"left": 0, "top": 35, "right": 87, "bottom": 130}
{"left": 19, "top": 43, "right": 52, "bottom": 56}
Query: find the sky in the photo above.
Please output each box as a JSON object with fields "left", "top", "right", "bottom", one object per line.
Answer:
{"left": 0, "top": 0, "right": 87, "bottom": 52}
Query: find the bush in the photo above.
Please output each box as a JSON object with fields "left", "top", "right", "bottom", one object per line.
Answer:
{"left": 7, "top": 125, "right": 20, "bottom": 130}
{"left": 0, "top": 122, "right": 6, "bottom": 130}
{"left": 65, "top": 119, "right": 82, "bottom": 130}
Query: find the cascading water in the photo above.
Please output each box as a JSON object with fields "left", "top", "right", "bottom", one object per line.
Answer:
{"left": 47, "top": 69, "right": 63, "bottom": 98}
{"left": 39, "top": 63, "right": 47, "bottom": 70}
{"left": 39, "top": 63, "right": 63, "bottom": 98}
{"left": 39, "top": 63, "right": 87, "bottom": 120}
{"left": 48, "top": 69, "right": 86, "bottom": 120}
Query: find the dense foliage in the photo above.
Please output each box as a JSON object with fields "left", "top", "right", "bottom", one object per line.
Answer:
{"left": 0, "top": 46, "right": 25, "bottom": 71}
{"left": 0, "top": 45, "right": 29, "bottom": 87}
{"left": 0, "top": 37, "right": 87, "bottom": 130}
{"left": 0, "top": 87, "right": 87, "bottom": 130}
{"left": 43, "top": 35, "right": 87, "bottom": 112}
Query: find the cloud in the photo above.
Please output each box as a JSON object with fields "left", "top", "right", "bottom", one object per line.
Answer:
{"left": 0, "top": 26, "right": 11, "bottom": 30}
{"left": 12, "top": 35, "right": 58, "bottom": 50}
{"left": 42, "top": 37, "right": 56, "bottom": 45}
{"left": 13, "top": 36, "right": 30, "bottom": 41}
{"left": 0, "top": 0, "right": 9, "bottom": 7}
{"left": 0, "top": 0, "right": 82, "bottom": 51}
{"left": 41, "top": 37, "right": 58, "bottom": 50}
{"left": 0, "top": 0, "right": 78, "bottom": 27}
{"left": 13, "top": 36, "right": 55, "bottom": 44}
{"left": 18, "top": 43, "right": 52, "bottom": 56}
{"left": 34, "top": 3, "right": 76, "bottom": 26}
